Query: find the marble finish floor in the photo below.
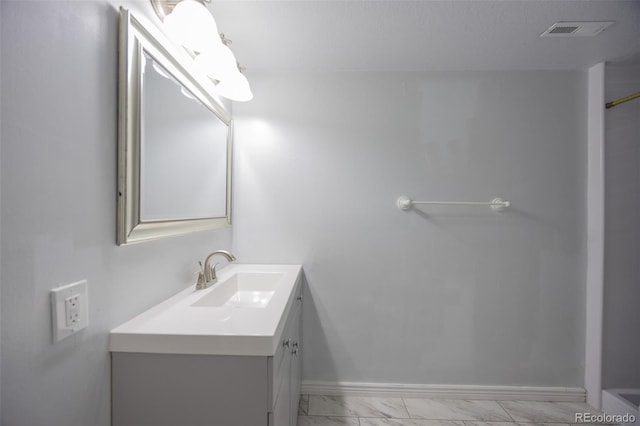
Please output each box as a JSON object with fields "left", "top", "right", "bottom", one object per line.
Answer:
{"left": 297, "top": 395, "right": 607, "bottom": 426}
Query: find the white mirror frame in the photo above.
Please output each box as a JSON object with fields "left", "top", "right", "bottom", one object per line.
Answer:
{"left": 117, "top": 8, "right": 233, "bottom": 245}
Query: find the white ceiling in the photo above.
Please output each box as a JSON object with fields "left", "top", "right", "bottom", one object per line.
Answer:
{"left": 208, "top": 0, "right": 640, "bottom": 72}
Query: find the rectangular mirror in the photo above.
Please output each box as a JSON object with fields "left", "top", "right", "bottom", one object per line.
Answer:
{"left": 117, "top": 8, "right": 232, "bottom": 245}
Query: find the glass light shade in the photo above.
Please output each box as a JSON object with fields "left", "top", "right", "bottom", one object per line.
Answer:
{"left": 163, "top": 0, "right": 219, "bottom": 53}
{"left": 215, "top": 71, "right": 253, "bottom": 102}
{"left": 180, "top": 87, "right": 196, "bottom": 101}
{"left": 193, "top": 45, "right": 238, "bottom": 82}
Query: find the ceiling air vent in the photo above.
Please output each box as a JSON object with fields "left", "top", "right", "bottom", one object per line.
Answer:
{"left": 549, "top": 25, "right": 580, "bottom": 35}
{"left": 540, "top": 21, "right": 615, "bottom": 37}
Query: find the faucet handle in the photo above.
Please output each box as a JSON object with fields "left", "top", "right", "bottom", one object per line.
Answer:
{"left": 194, "top": 262, "right": 206, "bottom": 289}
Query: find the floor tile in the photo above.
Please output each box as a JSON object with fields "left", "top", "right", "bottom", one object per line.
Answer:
{"left": 297, "top": 416, "right": 360, "bottom": 426}
{"left": 403, "top": 399, "right": 513, "bottom": 421}
{"left": 309, "top": 395, "right": 410, "bottom": 418}
{"left": 498, "top": 401, "right": 604, "bottom": 424}
{"left": 299, "top": 395, "right": 310, "bottom": 416}
{"left": 360, "top": 418, "right": 467, "bottom": 426}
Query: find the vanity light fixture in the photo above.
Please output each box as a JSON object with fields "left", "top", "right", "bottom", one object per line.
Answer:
{"left": 162, "top": 0, "right": 220, "bottom": 54}
{"left": 150, "top": 0, "right": 253, "bottom": 102}
{"left": 215, "top": 67, "right": 253, "bottom": 102}
{"left": 193, "top": 35, "right": 239, "bottom": 83}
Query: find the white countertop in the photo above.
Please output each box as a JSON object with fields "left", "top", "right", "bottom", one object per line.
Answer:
{"left": 109, "top": 264, "right": 302, "bottom": 356}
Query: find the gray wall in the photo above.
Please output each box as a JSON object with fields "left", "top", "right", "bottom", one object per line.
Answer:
{"left": 603, "top": 59, "right": 640, "bottom": 389}
{"left": 232, "top": 71, "right": 588, "bottom": 386}
{"left": 0, "top": 2, "right": 232, "bottom": 425}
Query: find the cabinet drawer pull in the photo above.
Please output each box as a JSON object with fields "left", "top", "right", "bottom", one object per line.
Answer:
{"left": 297, "top": 295, "right": 303, "bottom": 301}
{"left": 291, "top": 348, "right": 298, "bottom": 356}
{"left": 292, "top": 341, "right": 299, "bottom": 348}
{"left": 283, "top": 339, "right": 291, "bottom": 348}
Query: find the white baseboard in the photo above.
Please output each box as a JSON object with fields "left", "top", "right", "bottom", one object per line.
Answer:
{"left": 301, "top": 381, "right": 586, "bottom": 402}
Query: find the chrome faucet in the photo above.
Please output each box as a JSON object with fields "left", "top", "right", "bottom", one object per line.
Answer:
{"left": 196, "top": 250, "right": 236, "bottom": 290}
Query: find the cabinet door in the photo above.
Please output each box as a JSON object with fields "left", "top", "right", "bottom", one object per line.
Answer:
{"left": 271, "top": 280, "right": 303, "bottom": 426}
{"left": 289, "top": 331, "right": 301, "bottom": 424}
{"left": 272, "top": 353, "right": 291, "bottom": 426}
{"left": 289, "top": 299, "right": 302, "bottom": 425}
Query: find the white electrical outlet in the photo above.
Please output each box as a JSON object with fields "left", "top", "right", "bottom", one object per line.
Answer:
{"left": 51, "top": 280, "right": 88, "bottom": 342}
{"left": 65, "top": 295, "right": 80, "bottom": 327}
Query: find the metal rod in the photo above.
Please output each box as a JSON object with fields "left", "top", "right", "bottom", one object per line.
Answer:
{"left": 411, "top": 200, "right": 502, "bottom": 206}
{"left": 606, "top": 91, "right": 640, "bottom": 109}
{"left": 396, "top": 195, "right": 511, "bottom": 212}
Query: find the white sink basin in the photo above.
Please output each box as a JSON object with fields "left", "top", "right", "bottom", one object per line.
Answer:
{"left": 109, "top": 264, "right": 302, "bottom": 356}
{"left": 192, "top": 272, "right": 285, "bottom": 308}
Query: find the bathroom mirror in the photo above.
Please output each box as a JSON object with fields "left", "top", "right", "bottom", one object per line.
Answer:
{"left": 117, "top": 8, "right": 232, "bottom": 245}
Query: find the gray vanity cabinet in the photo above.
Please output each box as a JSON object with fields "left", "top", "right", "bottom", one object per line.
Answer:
{"left": 111, "top": 282, "right": 302, "bottom": 426}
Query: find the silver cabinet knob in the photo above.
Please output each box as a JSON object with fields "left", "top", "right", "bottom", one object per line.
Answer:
{"left": 297, "top": 295, "right": 303, "bottom": 301}
{"left": 283, "top": 339, "right": 291, "bottom": 348}
{"left": 292, "top": 341, "right": 299, "bottom": 348}
{"left": 292, "top": 348, "right": 298, "bottom": 356}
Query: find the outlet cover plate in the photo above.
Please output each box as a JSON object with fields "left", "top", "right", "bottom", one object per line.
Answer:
{"left": 51, "top": 280, "right": 88, "bottom": 342}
